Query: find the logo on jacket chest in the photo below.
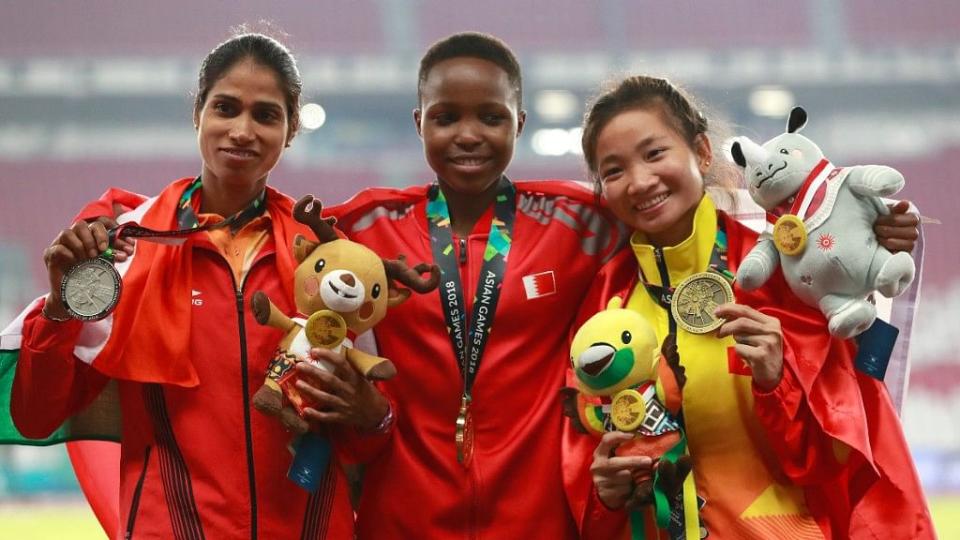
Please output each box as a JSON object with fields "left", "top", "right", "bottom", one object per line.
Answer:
{"left": 522, "top": 271, "right": 557, "bottom": 300}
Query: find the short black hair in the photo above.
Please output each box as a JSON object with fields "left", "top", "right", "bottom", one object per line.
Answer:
{"left": 417, "top": 32, "right": 523, "bottom": 109}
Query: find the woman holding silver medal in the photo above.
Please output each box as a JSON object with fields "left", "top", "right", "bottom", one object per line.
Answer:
{"left": 9, "top": 31, "right": 389, "bottom": 539}
{"left": 564, "top": 76, "right": 933, "bottom": 539}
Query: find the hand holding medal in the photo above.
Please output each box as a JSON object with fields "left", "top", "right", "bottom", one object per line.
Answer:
{"left": 42, "top": 217, "right": 136, "bottom": 321}
{"left": 45, "top": 178, "right": 270, "bottom": 322}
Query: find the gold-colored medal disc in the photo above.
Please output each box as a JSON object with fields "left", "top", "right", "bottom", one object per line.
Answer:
{"left": 455, "top": 395, "right": 474, "bottom": 466}
{"left": 610, "top": 389, "right": 647, "bottom": 432}
{"left": 671, "top": 272, "right": 734, "bottom": 334}
{"left": 305, "top": 310, "right": 348, "bottom": 349}
{"left": 772, "top": 214, "right": 807, "bottom": 256}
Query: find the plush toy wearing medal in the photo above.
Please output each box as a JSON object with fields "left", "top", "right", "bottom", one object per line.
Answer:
{"left": 564, "top": 297, "right": 697, "bottom": 539}
{"left": 249, "top": 195, "right": 439, "bottom": 489}
{"left": 731, "top": 107, "right": 916, "bottom": 339}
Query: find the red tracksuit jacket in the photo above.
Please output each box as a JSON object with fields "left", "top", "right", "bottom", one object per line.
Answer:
{"left": 12, "top": 183, "right": 355, "bottom": 539}
{"left": 328, "top": 179, "right": 626, "bottom": 539}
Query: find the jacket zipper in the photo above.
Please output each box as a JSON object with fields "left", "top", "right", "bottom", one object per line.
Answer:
{"left": 228, "top": 256, "right": 272, "bottom": 540}
{"left": 654, "top": 247, "right": 677, "bottom": 334}
{"left": 124, "top": 445, "right": 152, "bottom": 539}
{"left": 458, "top": 237, "right": 468, "bottom": 265}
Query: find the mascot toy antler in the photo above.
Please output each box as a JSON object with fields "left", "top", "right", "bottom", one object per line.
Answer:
{"left": 731, "top": 107, "right": 915, "bottom": 339}
{"left": 251, "top": 194, "right": 439, "bottom": 434}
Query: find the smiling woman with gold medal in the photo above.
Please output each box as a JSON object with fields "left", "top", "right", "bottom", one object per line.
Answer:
{"left": 564, "top": 75, "right": 933, "bottom": 540}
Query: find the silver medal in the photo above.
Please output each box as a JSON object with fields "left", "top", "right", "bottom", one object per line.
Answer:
{"left": 60, "top": 257, "right": 122, "bottom": 321}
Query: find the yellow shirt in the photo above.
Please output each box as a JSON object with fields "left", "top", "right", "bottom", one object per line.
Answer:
{"left": 626, "top": 195, "right": 823, "bottom": 539}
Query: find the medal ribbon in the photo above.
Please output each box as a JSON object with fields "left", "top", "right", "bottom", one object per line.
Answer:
{"left": 635, "top": 220, "right": 731, "bottom": 334}
{"left": 104, "top": 177, "right": 267, "bottom": 258}
{"left": 625, "top": 434, "right": 694, "bottom": 540}
{"left": 427, "top": 177, "right": 515, "bottom": 408}
{"left": 764, "top": 158, "right": 836, "bottom": 228}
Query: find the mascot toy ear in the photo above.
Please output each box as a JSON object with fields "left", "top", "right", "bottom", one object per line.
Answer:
{"left": 293, "top": 234, "right": 319, "bottom": 264}
{"left": 787, "top": 106, "right": 808, "bottom": 134}
{"left": 730, "top": 140, "right": 747, "bottom": 168}
{"left": 387, "top": 284, "right": 412, "bottom": 308}
{"left": 606, "top": 296, "right": 625, "bottom": 310}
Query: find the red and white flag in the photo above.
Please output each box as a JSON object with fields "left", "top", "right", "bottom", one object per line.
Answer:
{"left": 522, "top": 271, "right": 557, "bottom": 300}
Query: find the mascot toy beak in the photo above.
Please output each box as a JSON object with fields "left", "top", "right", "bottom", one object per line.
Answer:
{"left": 578, "top": 343, "right": 616, "bottom": 376}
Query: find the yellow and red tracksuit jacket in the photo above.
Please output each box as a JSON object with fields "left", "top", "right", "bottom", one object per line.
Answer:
{"left": 564, "top": 195, "right": 934, "bottom": 539}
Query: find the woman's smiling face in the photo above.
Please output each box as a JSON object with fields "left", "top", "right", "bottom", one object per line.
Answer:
{"left": 595, "top": 107, "right": 711, "bottom": 246}
{"left": 195, "top": 58, "right": 290, "bottom": 192}
{"left": 415, "top": 56, "right": 525, "bottom": 196}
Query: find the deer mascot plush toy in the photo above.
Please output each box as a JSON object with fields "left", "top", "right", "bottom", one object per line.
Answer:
{"left": 731, "top": 107, "right": 915, "bottom": 339}
{"left": 249, "top": 195, "right": 439, "bottom": 490}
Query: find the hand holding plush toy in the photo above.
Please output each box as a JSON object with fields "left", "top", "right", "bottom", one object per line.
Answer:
{"left": 250, "top": 195, "right": 439, "bottom": 434}
{"left": 731, "top": 107, "right": 915, "bottom": 338}
{"left": 564, "top": 297, "right": 693, "bottom": 534}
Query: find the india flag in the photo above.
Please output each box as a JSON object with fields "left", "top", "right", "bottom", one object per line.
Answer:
{"left": 0, "top": 298, "right": 121, "bottom": 445}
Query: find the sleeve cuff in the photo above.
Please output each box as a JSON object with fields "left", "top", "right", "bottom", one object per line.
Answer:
{"left": 25, "top": 300, "right": 83, "bottom": 352}
{"left": 752, "top": 348, "right": 803, "bottom": 420}
{"left": 590, "top": 484, "right": 622, "bottom": 513}
{"left": 582, "top": 484, "right": 629, "bottom": 539}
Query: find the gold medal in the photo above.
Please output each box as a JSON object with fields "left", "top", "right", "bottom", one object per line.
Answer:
{"left": 671, "top": 272, "right": 734, "bottom": 334}
{"left": 772, "top": 214, "right": 807, "bottom": 255}
{"left": 304, "top": 310, "right": 347, "bottom": 349}
{"left": 610, "top": 389, "right": 647, "bottom": 432}
{"left": 455, "top": 395, "right": 474, "bottom": 466}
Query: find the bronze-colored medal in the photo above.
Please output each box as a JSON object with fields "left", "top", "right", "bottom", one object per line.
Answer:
{"left": 772, "top": 214, "right": 807, "bottom": 255}
{"left": 671, "top": 272, "right": 734, "bottom": 334}
{"left": 305, "top": 310, "right": 347, "bottom": 349}
{"left": 610, "top": 389, "right": 647, "bottom": 432}
{"left": 455, "top": 395, "right": 474, "bottom": 466}
{"left": 61, "top": 257, "right": 122, "bottom": 321}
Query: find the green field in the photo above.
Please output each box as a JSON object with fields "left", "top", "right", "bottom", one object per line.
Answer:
{"left": 2, "top": 497, "right": 958, "bottom": 538}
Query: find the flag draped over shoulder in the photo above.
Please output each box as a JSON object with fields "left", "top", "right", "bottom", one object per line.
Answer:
{"left": 67, "top": 177, "right": 307, "bottom": 387}
{"left": 0, "top": 180, "right": 313, "bottom": 536}
{"left": 724, "top": 189, "right": 925, "bottom": 414}
{"left": 0, "top": 186, "right": 146, "bottom": 445}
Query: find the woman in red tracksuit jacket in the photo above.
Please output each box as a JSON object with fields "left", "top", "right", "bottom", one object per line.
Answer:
{"left": 9, "top": 33, "right": 382, "bottom": 539}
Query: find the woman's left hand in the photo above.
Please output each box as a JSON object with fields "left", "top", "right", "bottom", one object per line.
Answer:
{"left": 875, "top": 200, "right": 920, "bottom": 253}
{"left": 294, "top": 348, "right": 390, "bottom": 431}
{"left": 714, "top": 303, "right": 784, "bottom": 392}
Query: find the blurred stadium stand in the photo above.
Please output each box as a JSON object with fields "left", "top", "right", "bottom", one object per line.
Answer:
{"left": 1, "top": 0, "right": 958, "bottom": 499}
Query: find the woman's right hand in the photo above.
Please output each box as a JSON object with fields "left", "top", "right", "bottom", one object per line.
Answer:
{"left": 591, "top": 431, "right": 654, "bottom": 510}
{"left": 42, "top": 217, "right": 134, "bottom": 316}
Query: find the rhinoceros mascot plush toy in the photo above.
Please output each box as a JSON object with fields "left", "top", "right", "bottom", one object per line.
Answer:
{"left": 730, "top": 106, "right": 915, "bottom": 339}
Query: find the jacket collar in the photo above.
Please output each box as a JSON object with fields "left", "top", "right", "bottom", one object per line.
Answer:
{"left": 629, "top": 194, "right": 718, "bottom": 287}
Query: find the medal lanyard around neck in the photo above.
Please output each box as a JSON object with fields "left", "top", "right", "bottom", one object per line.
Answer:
{"left": 427, "top": 177, "right": 516, "bottom": 405}
{"left": 104, "top": 177, "right": 269, "bottom": 254}
{"left": 175, "top": 176, "right": 267, "bottom": 232}
{"left": 634, "top": 219, "right": 732, "bottom": 334}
